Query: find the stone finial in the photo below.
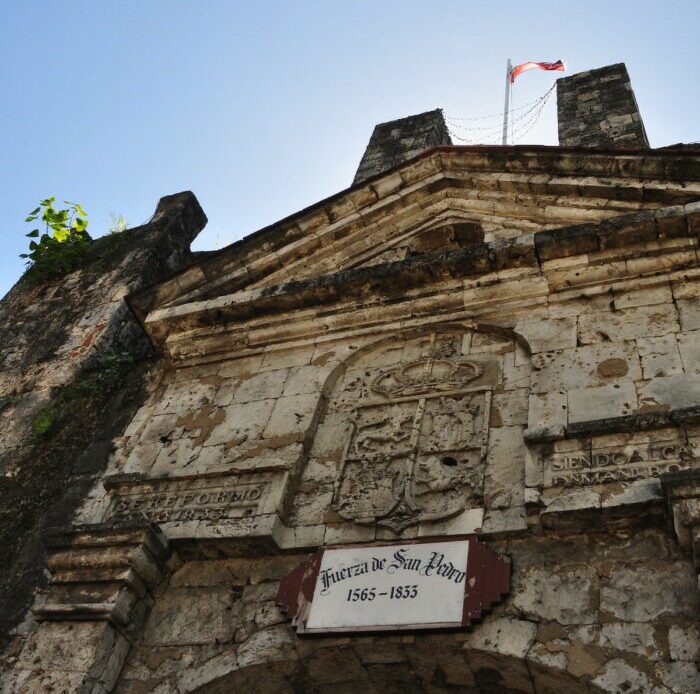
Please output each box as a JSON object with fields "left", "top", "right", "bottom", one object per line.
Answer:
{"left": 150, "top": 190, "right": 208, "bottom": 243}
{"left": 353, "top": 109, "right": 452, "bottom": 185}
{"left": 557, "top": 63, "right": 650, "bottom": 149}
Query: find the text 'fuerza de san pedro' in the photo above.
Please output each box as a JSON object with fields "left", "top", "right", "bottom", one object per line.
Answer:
{"left": 318, "top": 547, "right": 466, "bottom": 595}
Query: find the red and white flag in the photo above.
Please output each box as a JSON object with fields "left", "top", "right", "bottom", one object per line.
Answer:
{"left": 510, "top": 60, "right": 566, "bottom": 84}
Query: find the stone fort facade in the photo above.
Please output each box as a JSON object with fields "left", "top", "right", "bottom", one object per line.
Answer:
{"left": 1, "top": 63, "right": 699, "bottom": 693}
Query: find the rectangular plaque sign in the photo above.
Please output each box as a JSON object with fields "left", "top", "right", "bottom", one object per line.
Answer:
{"left": 276, "top": 537, "right": 510, "bottom": 634}
{"left": 307, "top": 541, "right": 469, "bottom": 631}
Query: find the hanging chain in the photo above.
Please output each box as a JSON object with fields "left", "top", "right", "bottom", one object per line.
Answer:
{"left": 445, "top": 84, "right": 556, "bottom": 144}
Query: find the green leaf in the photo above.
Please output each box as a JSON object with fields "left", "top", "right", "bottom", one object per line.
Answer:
{"left": 73, "top": 217, "right": 87, "bottom": 231}
{"left": 25, "top": 215, "right": 37, "bottom": 222}
{"left": 29, "top": 206, "right": 41, "bottom": 215}
{"left": 19, "top": 253, "right": 28, "bottom": 258}
{"left": 26, "top": 229, "right": 40, "bottom": 237}
{"left": 73, "top": 203, "right": 88, "bottom": 217}
{"left": 29, "top": 240, "right": 38, "bottom": 250}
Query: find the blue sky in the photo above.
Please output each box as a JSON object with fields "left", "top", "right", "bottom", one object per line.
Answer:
{"left": 1, "top": 1, "right": 698, "bottom": 296}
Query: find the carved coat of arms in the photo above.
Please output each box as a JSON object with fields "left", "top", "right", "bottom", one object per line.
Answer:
{"left": 332, "top": 358, "right": 491, "bottom": 532}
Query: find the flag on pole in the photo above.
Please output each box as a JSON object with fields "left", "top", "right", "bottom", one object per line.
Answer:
{"left": 510, "top": 60, "right": 566, "bottom": 84}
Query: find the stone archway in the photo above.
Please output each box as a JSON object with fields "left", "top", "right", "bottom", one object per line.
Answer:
{"left": 182, "top": 628, "right": 605, "bottom": 694}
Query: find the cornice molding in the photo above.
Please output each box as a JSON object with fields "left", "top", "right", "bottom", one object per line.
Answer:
{"left": 128, "top": 147, "right": 700, "bottom": 324}
{"left": 142, "top": 202, "right": 700, "bottom": 360}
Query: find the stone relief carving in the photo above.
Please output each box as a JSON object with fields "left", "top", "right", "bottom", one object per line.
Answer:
{"left": 332, "top": 346, "right": 491, "bottom": 532}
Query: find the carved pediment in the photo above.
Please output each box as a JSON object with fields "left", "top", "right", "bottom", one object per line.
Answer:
{"left": 130, "top": 146, "right": 696, "bottom": 326}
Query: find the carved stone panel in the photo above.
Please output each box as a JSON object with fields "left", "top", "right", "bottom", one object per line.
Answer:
{"left": 543, "top": 439, "right": 695, "bottom": 488}
{"left": 332, "top": 355, "right": 491, "bottom": 532}
{"left": 103, "top": 472, "right": 271, "bottom": 525}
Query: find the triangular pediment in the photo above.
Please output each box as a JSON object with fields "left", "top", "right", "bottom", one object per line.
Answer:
{"left": 130, "top": 146, "right": 700, "bottom": 324}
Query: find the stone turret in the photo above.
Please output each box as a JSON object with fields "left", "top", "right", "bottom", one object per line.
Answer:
{"left": 557, "top": 63, "right": 649, "bottom": 148}
{"left": 353, "top": 109, "right": 451, "bottom": 184}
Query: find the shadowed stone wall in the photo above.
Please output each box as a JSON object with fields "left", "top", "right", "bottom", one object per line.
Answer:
{"left": 0, "top": 192, "right": 206, "bottom": 648}
{"left": 557, "top": 63, "right": 649, "bottom": 148}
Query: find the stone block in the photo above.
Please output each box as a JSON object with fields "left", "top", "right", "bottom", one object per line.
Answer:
{"left": 532, "top": 342, "right": 642, "bottom": 394}
{"left": 261, "top": 346, "right": 314, "bottom": 369}
{"left": 592, "top": 659, "right": 657, "bottom": 694}
{"left": 491, "top": 388, "right": 528, "bottom": 426}
{"left": 417, "top": 507, "right": 484, "bottom": 536}
{"left": 515, "top": 316, "right": 577, "bottom": 353}
{"left": 151, "top": 438, "right": 224, "bottom": 476}
{"left": 16, "top": 621, "right": 113, "bottom": 673}
{"left": 655, "top": 205, "right": 688, "bottom": 239}
{"left": 142, "top": 586, "right": 239, "bottom": 646}
{"left": 578, "top": 305, "right": 679, "bottom": 344}
{"left": 527, "top": 391, "right": 568, "bottom": 433}
{"left": 613, "top": 283, "right": 673, "bottom": 310}
{"left": 235, "top": 625, "right": 296, "bottom": 670}
{"left": 175, "top": 652, "right": 239, "bottom": 694}
{"left": 600, "top": 564, "right": 698, "bottom": 621}
{"left": 484, "top": 426, "right": 525, "bottom": 509}
{"left": 599, "top": 622, "right": 659, "bottom": 658}
{"left": 233, "top": 369, "right": 289, "bottom": 404}
{"left": 677, "top": 297, "right": 700, "bottom": 330}
{"left": 542, "top": 487, "right": 601, "bottom": 516}
{"left": 657, "top": 661, "right": 700, "bottom": 694}
{"left": 308, "top": 411, "right": 353, "bottom": 458}
{"left": 306, "top": 646, "right": 367, "bottom": 684}
{"left": 324, "top": 523, "right": 375, "bottom": 545}
{"left": 638, "top": 374, "right": 700, "bottom": 412}
{"left": 153, "top": 379, "right": 218, "bottom": 416}
{"left": 465, "top": 617, "right": 536, "bottom": 659}
{"left": 205, "top": 399, "right": 275, "bottom": 448}
{"left": 262, "top": 393, "right": 321, "bottom": 441}
{"left": 601, "top": 478, "right": 662, "bottom": 509}
{"left": 282, "top": 364, "right": 335, "bottom": 397}
{"left": 668, "top": 623, "right": 700, "bottom": 661}
{"left": 213, "top": 378, "right": 239, "bottom": 407}
{"left": 677, "top": 330, "right": 700, "bottom": 374}
{"left": 481, "top": 506, "right": 528, "bottom": 534}
{"left": 512, "top": 566, "right": 597, "bottom": 625}
{"left": 637, "top": 334, "right": 683, "bottom": 379}
{"left": 534, "top": 223, "right": 598, "bottom": 261}
{"left": 567, "top": 382, "right": 637, "bottom": 424}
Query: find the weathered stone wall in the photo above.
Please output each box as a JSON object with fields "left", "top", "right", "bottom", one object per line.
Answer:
{"left": 353, "top": 109, "right": 451, "bottom": 185}
{"left": 109, "top": 529, "right": 698, "bottom": 693}
{"left": 2, "top": 140, "right": 700, "bottom": 692}
{"left": 557, "top": 63, "right": 650, "bottom": 148}
{"left": 0, "top": 192, "right": 206, "bottom": 648}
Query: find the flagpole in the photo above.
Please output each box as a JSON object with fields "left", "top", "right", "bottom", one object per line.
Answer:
{"left": 502, "top": 58, "right": 511, "bottom": 145}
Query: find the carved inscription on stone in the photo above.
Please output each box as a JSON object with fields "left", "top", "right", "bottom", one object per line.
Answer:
{"left": 543, "top": 442, "right": 695, "bottom": 488}
{"left": 105, "top": 474, "right": 266, "bottom": 523}
{"left": 333, "top": 357, "right": 490, "bottom": 532}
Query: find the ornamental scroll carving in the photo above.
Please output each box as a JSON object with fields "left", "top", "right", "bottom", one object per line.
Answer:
{"left": 332, "top": 343, "right": 492, "bottom": 532}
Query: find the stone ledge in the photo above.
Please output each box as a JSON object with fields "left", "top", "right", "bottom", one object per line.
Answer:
{"left": 33, "top": 524, "right": 170, "bottom": 635}
{"left": 145, "top": 202, "right": 700, "bottom": 346}
{"left": 525, "top": 405, "right": 700, "bottom": 443}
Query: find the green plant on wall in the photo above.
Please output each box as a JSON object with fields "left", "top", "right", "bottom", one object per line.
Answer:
{"left": 20, "top": 197, "right": 91, "bottom": 280}
{"left": 107, "top": 211, "right": 128, "bottom": 234}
